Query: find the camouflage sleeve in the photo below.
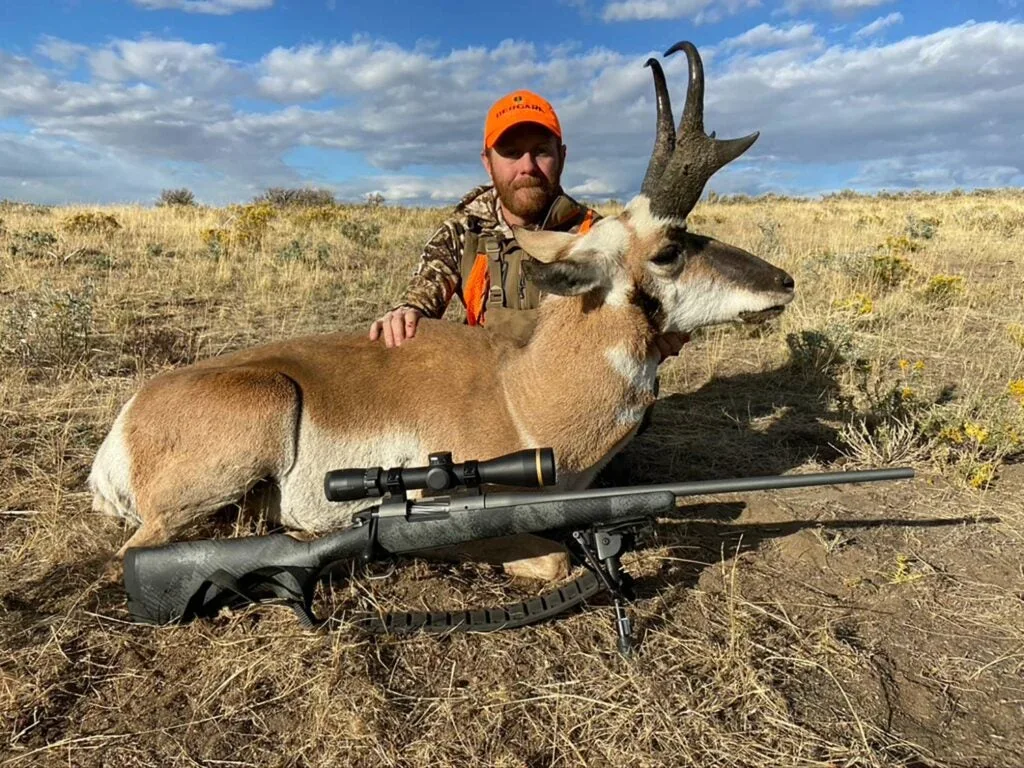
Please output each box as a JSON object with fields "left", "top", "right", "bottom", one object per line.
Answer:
{"left": 390, "top": 220, "right": 464, "bottom": 319}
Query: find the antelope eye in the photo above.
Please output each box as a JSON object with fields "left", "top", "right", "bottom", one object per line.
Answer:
{"left": 651, "top": 244, "right": 681, "bottom": 266}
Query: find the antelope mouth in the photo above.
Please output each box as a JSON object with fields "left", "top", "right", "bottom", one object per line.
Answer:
{"left": 739, "top": 305, "right": 786, "bottom": 324}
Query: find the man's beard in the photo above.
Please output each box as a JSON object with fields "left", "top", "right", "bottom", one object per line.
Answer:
{"left": 494, "top": 174, "right": 557, "bottom": 221}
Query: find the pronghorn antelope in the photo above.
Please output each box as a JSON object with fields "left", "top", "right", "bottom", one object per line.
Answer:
{"left": 90, "top": 41, "right": 795, "bottom": 576}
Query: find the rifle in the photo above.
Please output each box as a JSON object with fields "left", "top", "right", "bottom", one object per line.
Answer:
{"left": 123, "top": 448, "right": 914, "bottom": 656}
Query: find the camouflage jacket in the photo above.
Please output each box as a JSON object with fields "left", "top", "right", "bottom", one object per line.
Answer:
{"left": 391, "top": 183, "right": 601, "bottom": 319}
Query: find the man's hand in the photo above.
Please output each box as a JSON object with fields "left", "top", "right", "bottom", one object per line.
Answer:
{"left": 654, "top": 331, "right": 690, "bottom": 362}
{"left": 368, "top": 306, "right": 424, "bottom": 348}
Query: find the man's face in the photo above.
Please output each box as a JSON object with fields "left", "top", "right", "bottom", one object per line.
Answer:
{"left": 482, "top": 122, "right": 566, "bottom": 222}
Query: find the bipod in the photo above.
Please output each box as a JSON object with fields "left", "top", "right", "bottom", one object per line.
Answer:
{"left": 570, "top": 519, "right": 651, "bottom": 658}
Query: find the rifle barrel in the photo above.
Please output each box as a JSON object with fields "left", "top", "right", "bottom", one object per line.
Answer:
{"left": 476, "top": 467, "right": 914, "bottom": 509}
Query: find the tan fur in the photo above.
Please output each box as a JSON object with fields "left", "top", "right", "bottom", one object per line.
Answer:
{"left": 114, "top": 367, "right": 298, "bottom": 556}
{"left": 90, "top": 193, "right": 795, "bottom": 580}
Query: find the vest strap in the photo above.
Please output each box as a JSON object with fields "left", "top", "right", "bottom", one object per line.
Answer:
{"left": 459, "top": 204, "right": 596, "bottom": 325}
{"left": 485, "top": 237, "right": 504, "bottom": 308}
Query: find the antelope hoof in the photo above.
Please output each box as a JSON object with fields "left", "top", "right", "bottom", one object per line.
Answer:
{"left": 502, "top": 550, "right": 572, "bottom": 582}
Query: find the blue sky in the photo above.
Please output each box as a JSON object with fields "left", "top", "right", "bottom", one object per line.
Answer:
{"left": 1, "top": 0, "right": 1022, "bottom": 205}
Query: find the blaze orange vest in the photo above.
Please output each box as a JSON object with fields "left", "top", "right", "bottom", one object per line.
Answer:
{"left": 463, "top": 207, "right": 595, "bottom": 327}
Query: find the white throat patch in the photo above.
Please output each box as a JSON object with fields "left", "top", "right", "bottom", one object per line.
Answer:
{"left": 604, "top": 342, "right": 660, "bottom": 426}
{"left": 605, "top": 343, "right": 659, "bottom": 395}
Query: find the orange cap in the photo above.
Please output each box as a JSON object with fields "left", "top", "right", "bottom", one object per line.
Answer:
{"left": 483, "top": 90, "right": 562, "bottom": 149}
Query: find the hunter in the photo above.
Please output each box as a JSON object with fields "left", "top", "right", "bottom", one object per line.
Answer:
{"left": 368, "top": 88, "right": 688, "bottom": 360}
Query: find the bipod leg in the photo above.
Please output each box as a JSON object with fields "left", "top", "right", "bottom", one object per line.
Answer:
{"left": 571, "top": 523, "right": 644, "bottom": 659}
{"left": 613, "top": 599, "right": 633, "bottom": 658}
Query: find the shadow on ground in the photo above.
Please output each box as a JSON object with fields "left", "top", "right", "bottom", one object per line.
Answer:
{"left": 599, "top": 329, "right": 858, "bottom": 486}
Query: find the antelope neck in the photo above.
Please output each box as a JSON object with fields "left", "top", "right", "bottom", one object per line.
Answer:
{"left": 500, "top": 295, "right": 659, "bottom": 468}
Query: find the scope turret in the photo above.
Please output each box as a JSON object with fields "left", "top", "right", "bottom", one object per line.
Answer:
{"left": 324, "top": 448, "right": 556, "bottom": 502}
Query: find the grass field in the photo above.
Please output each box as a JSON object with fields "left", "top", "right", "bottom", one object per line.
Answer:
{"left": 1, "top": 189, "right": 1022, "bottom": 767}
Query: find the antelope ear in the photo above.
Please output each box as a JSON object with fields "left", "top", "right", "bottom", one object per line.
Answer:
{"left": 520, "top": 254, "right": 604, "bottom": 297}
{"left": 511, "top": 226, "right": 577, "bottom": 264}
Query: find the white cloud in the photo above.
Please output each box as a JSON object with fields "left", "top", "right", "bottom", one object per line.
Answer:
{"left": 781, "top": 0, "right": 894, "bottom": 14}
{"left": 0, "top": 132, "right": 256, "bottom": 205}
{"left": 854, "top": 12, "right": 904, "bottom": 38}
{"left": 131, "top": 0, "right": 274, "bottom": 13}
{"left": 2, "top": 21, "right": 1024, "bottom": 206}
{"left": 0, "top": 53, "right": 60, "bottom": 117}
{"left": 35, "top": 36, "right": 89, "bottom": 67}
{"left": 335, "top": 174, "right": 488, "bottom": 204}
{"left": 568, "top": 177, "right": 620, "bottom": 196}
{"left": 719, "top": 22, "right": 820, "bottom": 51}
{"left": 88, "top": 39, "right": 248, "bottom": 95}
{"left": 258, "top": 40, "right": 442, "bottom": 101}
{"left": 601, "top": 0, "right": 760, "bottom": 23}
{"left": 851, "top": 153, "right": 1024, "bottom": 190}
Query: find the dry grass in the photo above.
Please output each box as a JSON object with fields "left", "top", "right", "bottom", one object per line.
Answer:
{"left": 1, "top": 190, "right": 1023, "bottom": 767}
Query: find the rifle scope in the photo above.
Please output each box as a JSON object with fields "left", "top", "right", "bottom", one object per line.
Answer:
{"left": 324, "top": 447, "right": 556, "bottom": 502}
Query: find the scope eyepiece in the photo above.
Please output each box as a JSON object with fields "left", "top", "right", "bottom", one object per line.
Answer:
{"left": 322, "top": 467, "right": 384, "bottom": 502}
{"left": 324, "top": 447, "right": 556, "bottom": 502}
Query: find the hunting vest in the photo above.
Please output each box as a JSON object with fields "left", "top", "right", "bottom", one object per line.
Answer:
{"left": 459, "top": 196, "right": 595, "bottom": 344}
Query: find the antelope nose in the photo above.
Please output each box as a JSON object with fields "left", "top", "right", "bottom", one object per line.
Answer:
{"left": 780, "top": 273, "right": 795, "bottom": 291}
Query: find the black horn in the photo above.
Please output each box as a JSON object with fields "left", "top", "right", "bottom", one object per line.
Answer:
{"left": 640, "top": 57, "right": 676, "bottom": 195}
{"left": 646, "top": 41, "right": 759, "bottom": 220}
